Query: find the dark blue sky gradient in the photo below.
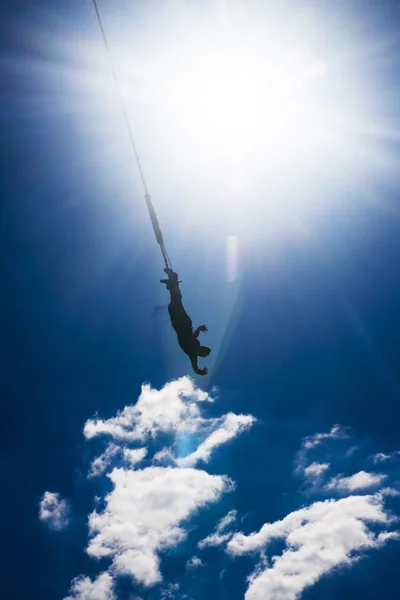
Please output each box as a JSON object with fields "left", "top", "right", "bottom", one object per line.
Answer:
{"left": 1, "top": 1, "right": 400, "bottom": 599}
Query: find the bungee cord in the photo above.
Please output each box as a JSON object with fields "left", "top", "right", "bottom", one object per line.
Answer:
{"left": 91, "top": 0, "right": 172, "bottom": 270}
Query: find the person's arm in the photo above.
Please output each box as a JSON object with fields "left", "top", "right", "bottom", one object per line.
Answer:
{"left": 190, "top": 356, "right": 208, "bottom": 376}
{"left": 193, "top": 324, "right": 208, "bottom": 338}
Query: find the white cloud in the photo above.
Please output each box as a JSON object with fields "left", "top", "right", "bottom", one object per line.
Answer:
{"left": 84, "top": 377, "right": 254, "bottom": 470}
{"left": 198, "top": 531, "right": 232, "bottom": 549}
{"left": 160, "top": 583, "right": 180, "bottom": 599}
{"left": 380, "top": 487, "right": 400, "bottom": 497}
{"left": 88, "top": 445, "right": 149, "bottom": 479}
{"left": 228, "top": 492, "right": 398, "bottom": 600}
{"left": 186, "top": 556, "right": 203, "bottom": 569}
{"left": 177, "top": 413, "right": 255, "bottom": 467}
{"left": 64, "top": 572, "right": 115, "bottom": 600}
{"left": 217, "top": 509, "right": 238, "bottom": 531}
{"left": 345, "top": 445, "right": 360, "bottom": 458}
{"left": 198, "top": 509, "right": 238, "bottom": 549}
{"left": 39, "top": 491, "right": 69, "bottom": 531}
{"left": 64, "top": 377, "right": 255, "bottom": 596}
{"left": 304, "top": 462, "right": 330, "bottom": 478}
{"left": 70, "top": 386, "right": 400, "bottom": 600}
{"left": 303, "top": 425, "right": 349, "bottom": 450}
{"left": 326, "top": 471, "right": 386, "bottom": 492}
{"left": 83, "top": 378, "right": 211, "bottom": 443}
{"left": 376, "top": 531, "right": 400, "bottom": 543}
{"left": 373, "top": 452, "right": 391, "bottom": 463}
{"left": 295, "top": 425, "right": 349, "bottom": 475}
{"left": 87, "top": 466, "right": 233, "bottom": 587}
{"left": 123, "top": 447, "right": 147, "bottom": 468}
{"left": 227, "top": 422, "right": 400, "bottom": 600}
{"left": 373, "top": 451, "right": 400, "bottom": 464}
{"left": 153, "top": 447, "right": 176, "bottom": 465}
{"left": 88, "top": 444, "right": 120, "bottom": 478}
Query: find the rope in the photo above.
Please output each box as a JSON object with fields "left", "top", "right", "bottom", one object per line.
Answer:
{"left": 91, "top": 0, "right": 172, "bottom": 271}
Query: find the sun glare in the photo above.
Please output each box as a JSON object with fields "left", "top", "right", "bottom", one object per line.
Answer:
{"left": 116, "top": 5, "right": 329, "bottom": 185}
{"left": 73, "top": 1, "right": 390, "bottom": 235}
{"left": 165, "top": 41, "right": 326, "bottom": 159}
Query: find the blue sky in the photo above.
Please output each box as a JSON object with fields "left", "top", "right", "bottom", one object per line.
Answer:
{"left": 2, "top": 1, "right": 400, "bottom": 599}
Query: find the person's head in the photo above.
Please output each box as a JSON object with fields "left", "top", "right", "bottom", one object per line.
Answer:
{"left": 198, "top": 345, "right": 211, "bottom": 358}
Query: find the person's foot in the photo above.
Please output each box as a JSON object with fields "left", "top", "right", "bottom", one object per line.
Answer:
{"left": 163, "top": 268, "right": 178, "bottom": 281}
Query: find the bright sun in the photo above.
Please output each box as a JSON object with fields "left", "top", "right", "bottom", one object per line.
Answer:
{"left": 117, "top": 3, "right": 329, "bottom": 184}
{"left": 165, "top": 40, "right": 326, "bottom": 159}
{"left": 82, "top": 1, "right": 381, "bottom": 235}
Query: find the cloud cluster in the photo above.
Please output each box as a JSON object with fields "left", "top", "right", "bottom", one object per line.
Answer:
{"left": 88, "top": 445, "right": 147, "bottom": 478}
{"left": 83, "top": 378, "right": 212, "bottom": 443}
{"left": 84, "top": 378, "right": 254, "bottom": 469}
{"left": 54, "top": 380, "right": 399, "bottom": 600}
{"left": 303, "top": 424, "right": 350, "bottom": 450}
{"left": 225, "top": 425, "right": 400, "bottom": 600}
{"left": 228, "top": 492, "right": 397, "bottom": 600}
{"left": 88, "top": 444, "right": 120, "bottom": 478}
{"left": 65, "top": 573, "right": 115, "bottom": 600}
{"left": 63, "top": 377, "right": 254, "bottom": 598}
{"left": 303, "top": 462, "right": 329, "bottom": 478}
{"left": 295, "top": 424, "right": 349, "bottom": 475}
{"left": 87, "top": 466, "right": 232, "bottom": 586}
{"left": 39, "top": 491, "right": 69, "bottom": 531}
{"left": 177, "top": 414, "right": 254, "bottom": 467}
{"left": 326, "top": 471, "right": 386, "bottom": 493}
{"left": 186, "top": 556, "right": 203, "bottom": 569}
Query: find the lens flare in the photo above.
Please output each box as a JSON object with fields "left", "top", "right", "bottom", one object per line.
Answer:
{"left": 226, "top": 235, "right": 239, "bottom": 283}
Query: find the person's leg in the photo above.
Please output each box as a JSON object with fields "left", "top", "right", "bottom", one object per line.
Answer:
{"left": 161, "top": 269, "right": 181, "bottom": 296}
{"left": 168, "top": 286, "right": 192, "bottom": 331}
{"left": 164, "top": 268, "right": 179, "bottom": 282}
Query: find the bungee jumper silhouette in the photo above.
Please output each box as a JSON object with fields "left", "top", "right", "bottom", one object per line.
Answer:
{"left": 91, "top": 0, "right": 211, "bottom": 375}
{"left": 161, "top": 268, "right": 211, "bottom": 376}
